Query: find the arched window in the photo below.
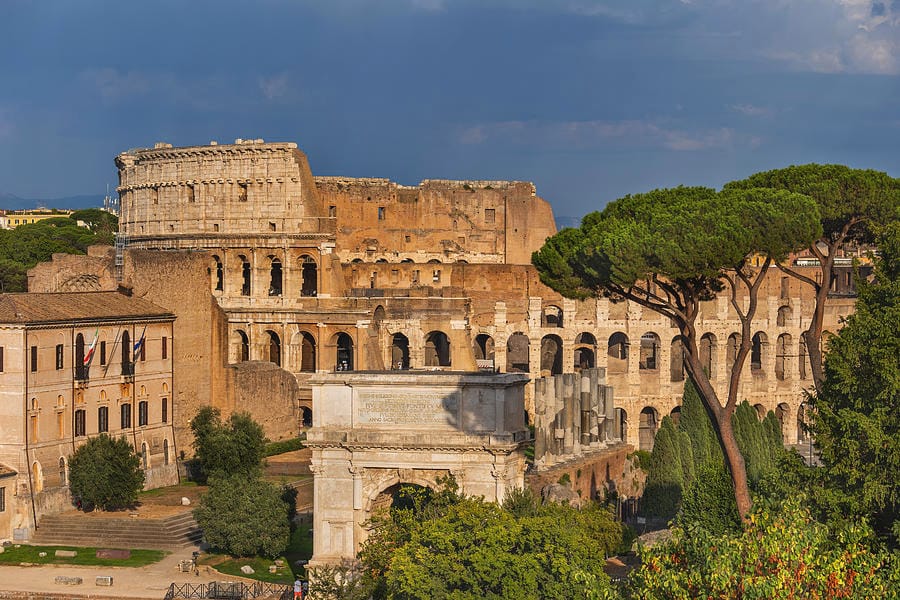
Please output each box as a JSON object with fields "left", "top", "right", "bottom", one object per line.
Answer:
{"left": 777, "top": 305, "right": 791, "bottom": 327}
{"left": 301, "top": 407, "right": 313, "bottom": 427}
{"left": 212, "top": 255, "right": 223, "bottom": 291}
{"left": 373, "top": 306, "right": 386, "bottom": 328}
{"left": 726, "top": 333, "right": 740, "bottom": 374}
{"left": 638, "top": 407, "right": 659, "bottom": 451}
{"left": 751, "top": 332, "right": 767, "bottom": 373}
{"left": 335, "top": 333, "right": 353, "bottom": 371}
{"left": 121, "top": 330, "right": 132, "bottom": 376}
{"left": 424, "top": 331, "right": 451, "bottom": 367}
{"left": 700, "top": 333, "right": 716, "bottom": 379}
{"left": 269, "top": 257, "right": 283, "bottom": 296}
{"left": 540, "top": 335, "right": 563, "bottom": 375}
{"left": 607, "top": 333, "right": 629, "bottom": 374}
{"left": 239, "top": 255, "right": 251, "bottom": 296}
{"left": 300, "top": 255, "right": 318, "bottom": 297}
{"left": 75, "top": 333, "right": 87, "bottom": 380}
{"left": 31, "top": 461, "right": 43, "bottom": 493}
{"left": 753, "top": 403, "right": 766, "bottom": 421}
{"left": 574, "top": 332, "right": 596, "bottom": 371}
{"left": 473, "top": 334, "right": 495, "bottom": 368}
{"left": 639, "top": 333, "right": 660, "bottom": 371}
{"left": 391, "top": 333, "right": 409, "bottom": 369}
{"left": 506, "top": 333, "right": 530, "bottom": 373}
{"left": 541, "top": 305, "right": 563, "bottom": 328}
{"left": 670, "top": 336, "right": 685, "bottom": 382}
{"left": 776, "top": 333, "right": 791, "bottom": 381}
{"left": 235, "top": 329, "right": 250, "bottom": 362}
{"left": 267, "top": 330, "right": 281, "bottom": 367}
{"left": 300, "top": 332, "right": 317, "bottom": 372}
{"left": 669, "top": 406, "right": 682, "bottom": 426}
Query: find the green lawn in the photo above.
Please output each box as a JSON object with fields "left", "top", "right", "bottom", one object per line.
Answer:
{"left": 0, "top": 545, "right": 167, "bottom": 567}
{"left": 201, "top": 520, "right": 313, "bottom": 584}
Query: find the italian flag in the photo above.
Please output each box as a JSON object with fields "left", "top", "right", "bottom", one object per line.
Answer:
{"left": 83, "top": 329, "right": 99, "bottom": 366}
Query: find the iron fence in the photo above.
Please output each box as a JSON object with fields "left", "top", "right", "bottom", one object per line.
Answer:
{"left": 164, "top": 581, "right": 294, "bottom": 600}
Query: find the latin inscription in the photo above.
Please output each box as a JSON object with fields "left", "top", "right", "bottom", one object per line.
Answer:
{"left": 356, "top": 390, "right": 458, "bottom": 426}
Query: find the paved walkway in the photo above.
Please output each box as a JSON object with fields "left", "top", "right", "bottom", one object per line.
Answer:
{"left": 0, "top": 543, "right": 253, "bottom": 599}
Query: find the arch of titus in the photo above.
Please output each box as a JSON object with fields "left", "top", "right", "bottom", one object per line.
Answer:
{"left": 306, "top": 371, "right": 529, "bottom": 564}
{"left": 28, "top": 138, "right": 859, "bottom": 455}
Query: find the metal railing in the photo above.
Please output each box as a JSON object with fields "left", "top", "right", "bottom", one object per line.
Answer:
{"left": 164, "top": 581, "right": 294, "bottom": 600}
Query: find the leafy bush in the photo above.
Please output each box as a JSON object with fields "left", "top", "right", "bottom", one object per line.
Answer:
{"left": 678, "top": 463, "right": 740, "bottom": 535}
{"left": 264, "top": 437, "right": 304, "bottom": 457}
{"left": 629, "top": 498, "right": 900, "bottom": 599}
{"left": 194, "top": 474, "right": 291, "bottom": 558}
{"left": 190, "top": 407, "right": 266, "bottom": 482}
{"left": 68, "top": 434, "right": 145, "bottom": 511}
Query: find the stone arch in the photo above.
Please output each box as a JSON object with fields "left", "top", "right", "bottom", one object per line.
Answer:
{"left": 751, "top": 332, "right": 768, "bottom": 373}
{"left": 266, "top": 330, "right": 281, "bottom": 366}
{"left": 334, "top": 332, "right": 354, "bottom": 371}
{"left": 775, "top": 402, "right": 790, "bottom": 441}
{"left": 373, "top": 305, "right": 386, "bottom": 327}
{"left": 239, "top": 254, "right": 251, "bottom": 296}
{"left": 211, "top": 254, "right": 223, "bottom": 291}
{"left": 700, "top": 333, "right": 716, "bottom": 379}
{"left": 639, "top": 332, "right": 660, "bottom": 371}
{"left": 777, "top": 305, "right": 792, "bottom": 327}
{"left": 365, "top": 473, "right": 442, "bottom": 518}
{"left": 670, "top": 335, "right": 685, "bottom": 382}
{"left": 390, "top": 333, "right": 410, "bottom": 369}
{"left": 753, "top": 403, "right": 766, "bottom": 420}
{"left": 669, "top": 405, "right": 682, "bottom": 425}
{"left": 574, "top": 332, "right": 596, "bottom": 371}
{"left": 615, "top": 408, "right": 627, "bottom": 442}
{"left": 473, "top": 334, "right": 495, "bottom": 362}
{"left": 233, "top": 329, "right": 250, "bottom": 362}
{"left": 268, "top": 256, "right": 283, "bottom": 296}
{"left": 726, "top": 333, "right": 740, "bottom": 374}
{"left": 541, "top": 305, "right": 563, "bottom": 328}
{"left": 424, "top": 331, "right": 451, "bottom": 367}
{"left": 506, "top": 332, "right": 530, "bottom": 373}
{"left": 299, "top": 255, "right": 318, "bottom": 297}
{"left": 638, "top": 407, "right": 659, "bottom": 451}
{"left": 607, "top": 332, "right": 629, "bottom": 374}
{"left": 540, "top": 334, "right": 563, "bottom": 376}
{"left": 776, "top": 333, "right": 792, "bottom": 381}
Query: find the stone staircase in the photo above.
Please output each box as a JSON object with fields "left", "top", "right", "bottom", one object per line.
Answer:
{"left": 31, "top": 510, "right": 202, "bottom": 550}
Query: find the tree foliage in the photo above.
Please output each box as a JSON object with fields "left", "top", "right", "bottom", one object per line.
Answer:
{"left": 337, "top": 481, "right": 624, "bottom": 600}
{"left": 193, "top": 474, "right": 291, "bottom": 558}
{"left": 533, "top": 186, "right": 820, "bottom": 519}
{"left": 0, "top": 214, "right": 116, "bottom": 291}
{"left": 724, "top": 164, "right": 900, "bottom": 390}
{"left": 809, "top": 221, "right": 900, "bottom": 543}
{"left": 190, "top": 407, "right": 266, "bottom": 483}
{"left": 643, "top": 417, "right": 690, "bottom": 520}
{"left": 68, "top": 433, "right": 145, "bottom": 511}
{"left": 628, "top": 498, "right": 900, "bottom": 599}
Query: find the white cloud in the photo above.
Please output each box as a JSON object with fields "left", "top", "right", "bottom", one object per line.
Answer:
{"left": 458, "top": 119, "right": 749, "bottom": 152}
{"left": 80, "top": 68, "right": 151, "bottom": 101}
{"left": 259, "top": 73, "right": 291, "bottom": 101}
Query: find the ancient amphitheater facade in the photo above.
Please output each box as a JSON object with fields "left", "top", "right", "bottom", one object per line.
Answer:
{"left": 107, "top": 139, "right": 854, "bottom": 450}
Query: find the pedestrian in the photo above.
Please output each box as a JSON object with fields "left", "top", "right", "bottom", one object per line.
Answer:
{"left": 294, "top": 577, "right": 303, "bottom": 599}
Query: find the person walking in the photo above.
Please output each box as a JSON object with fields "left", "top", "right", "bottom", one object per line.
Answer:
{"left": 294, "top": 577, "right": 304, "bottom": 599}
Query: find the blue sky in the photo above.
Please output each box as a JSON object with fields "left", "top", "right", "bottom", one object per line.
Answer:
{"left": 0, "top": 0, "right": 898, "bottom": 221}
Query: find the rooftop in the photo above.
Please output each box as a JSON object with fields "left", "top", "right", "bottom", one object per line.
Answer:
{"left": 0, "top": 292, "right": 174, "bottom": 325}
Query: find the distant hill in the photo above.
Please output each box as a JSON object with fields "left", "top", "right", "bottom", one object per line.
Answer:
{"left": 0, "top": 193, "right": 107, "bottom": 211}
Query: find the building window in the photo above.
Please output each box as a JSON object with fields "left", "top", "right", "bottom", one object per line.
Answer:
{"left": 138, "top": 401, "right": 148, "bottom": 426}
{"left": 161, "top": 398, "right": 168, "bottom": 423}
{"left": 98, "top": 406, "right": 109, "bottom": 433}
{"left": 328, "top": 205, "right": 336, "bottom": 217}
{"left": 485, "top": 208, "right": 495, "bottom": 224}
{"left": 432, "top": 269, "right": 441, "bottom": 283}
{"left": 162, "top": 336, "right": 168, "bottom": 360}
{"left": 57, "top": 413, "right": 64, "bottom": 439}
{"left": 100, "top": 341, "right": 107, "bottom": 366}
{"left": 378, "top": 207, "right": 385, "bottom": 220}
{"left": 0, "top": 346, "right": 3, "bottom": 372}
{"left": 30, "top": 415, "right": 38, "bottom": 441}
{"left": 121, "top": 403, "right": 132, "bottom": 429}
{"left": 238, "top": 182, "right": 248, "bottom": 202}
{"left": 0, "top": 487, "right": 5, "bottom": 512}
{"left": 55, "top": 344, "right": 64, "bottom": 370}
{"left": 30, "top": 346, "right": 38, "bottom": 372}
{"left": 74, "top": 409, "right": 86, "bottom": 437}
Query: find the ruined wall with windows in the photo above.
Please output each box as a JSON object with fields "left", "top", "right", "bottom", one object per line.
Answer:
{"left": 25, "top": 139, "right": 860, "bottom": 456}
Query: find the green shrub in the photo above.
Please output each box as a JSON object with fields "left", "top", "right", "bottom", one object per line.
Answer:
{"left": 68, "top": 434, "right": 145, "bottom": 511}
{"left": 264, "top": 437, "right": 305, "bottom": 457}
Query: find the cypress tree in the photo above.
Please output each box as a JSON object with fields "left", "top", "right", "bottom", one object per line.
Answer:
{"left": 643, "top": 416, "right": 684, "bottom": 520}
{"left": 679, "top": 379, "right": 721, "bottom": 469}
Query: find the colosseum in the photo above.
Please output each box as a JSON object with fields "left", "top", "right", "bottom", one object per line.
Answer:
{"left": 32, "top": 138, "right": 858, "bottom": 453}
